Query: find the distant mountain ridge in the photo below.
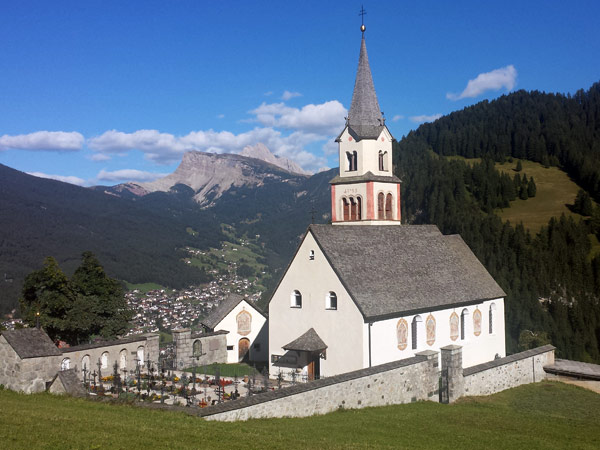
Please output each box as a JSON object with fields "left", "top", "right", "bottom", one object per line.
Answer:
{"left": 100, "top": 145, "right": 310, "bottom": 206}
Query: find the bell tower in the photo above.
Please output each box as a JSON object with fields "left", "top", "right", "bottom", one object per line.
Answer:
{"left": 330, "top": 22, "right": 401, "bottom": 225}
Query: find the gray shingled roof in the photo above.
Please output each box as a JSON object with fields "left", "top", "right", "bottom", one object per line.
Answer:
{"left": 348, "top": 38, "right": 382, "bottom": 130}
{"left": 1, "top": 328, "right": 62, "bottom": 359}
{"left": 330, "top": 171, "right": 401, "bottom": 185}
{"left": 201, "top": 294, "right": 264, "bottom": 330}
{"left": 309, "top": 224, "right": 506, "bottom": 320}
{"left": 53, "top": 369, "right": 88, "bottom": 397}
{"left": 283, "top": 328, "right": 327, "bottom": 352}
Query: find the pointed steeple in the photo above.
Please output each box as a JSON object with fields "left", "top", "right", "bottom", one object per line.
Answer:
{"left": 347, "top": 37, "right": 384, "bottom": 139}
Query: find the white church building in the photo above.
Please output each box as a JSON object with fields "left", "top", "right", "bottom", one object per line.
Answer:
{"left": 268, "top": 29, "right": 506, "bottom": 380}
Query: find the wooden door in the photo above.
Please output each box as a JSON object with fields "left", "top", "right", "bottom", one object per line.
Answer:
{"left": 238, "top": 338, "right": 250, "bottom": 362}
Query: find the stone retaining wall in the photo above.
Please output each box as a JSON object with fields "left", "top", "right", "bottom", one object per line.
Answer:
{"left": 462, "top": 344, "right": 555, "bottom": 397}
{"left": 199, "top": 350, "right": 439, "bottom": 421}
{"left": 172, "top": 329, "right": 228, "bottom": 369}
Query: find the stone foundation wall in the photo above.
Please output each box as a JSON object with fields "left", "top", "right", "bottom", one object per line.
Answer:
{"left": 172, "top": 329, "right": 228, "bottom": 369}
{"left": 200, "top": 350, "right": 439, "bottom": 422}
{"left": 0, "top": 336, "right": 61, "bottom": 393}
{"left": 463, "top": 345, "right": 555, "bottom": 397}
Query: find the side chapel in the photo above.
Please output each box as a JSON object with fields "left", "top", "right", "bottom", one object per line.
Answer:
{"left": 268, "top": 25, "right": 506, "bottom": 380}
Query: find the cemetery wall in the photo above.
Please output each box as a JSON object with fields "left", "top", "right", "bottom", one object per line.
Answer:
{"left": 200, "top": 350, "right": 439, "bottom": 421}
{"left": 0, "top": 336, "right": 62, "bottom": 393}
{"left": 172, "top": 329, "right": 228, "bottom": 369}
{"left": 462, "top": 344, "right": 555, "bottom": 397}
{"left": 62, "top": 334, "right": 159, "bottom": 378}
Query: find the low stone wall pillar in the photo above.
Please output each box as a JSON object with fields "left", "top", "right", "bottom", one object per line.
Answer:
{"left": 441, "top": 345, "right": 464, "bottom": 403}
{"left": 172, "top": 329, "right": 191, "bottom": 369}
{"left": 415, "top": 350, "right": 440, "bottom": 401}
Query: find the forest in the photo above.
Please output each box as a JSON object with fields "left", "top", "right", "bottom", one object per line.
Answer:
{"left": 395, "top": 82, "right": 600, "bottom": 362}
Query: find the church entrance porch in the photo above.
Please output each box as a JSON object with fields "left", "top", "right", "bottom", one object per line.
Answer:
{"left": 275, "top": 327, "right": 327, "bottom": 382}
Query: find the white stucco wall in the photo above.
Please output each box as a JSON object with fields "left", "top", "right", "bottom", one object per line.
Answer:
{"left": 365, "top": 298, "right": 506, "bottom": 369}
{"left": 214, "top": 300, "right": 267, "bottom": 363}
{"left": 269, "top": 232, "right": 365, "bottom": 377}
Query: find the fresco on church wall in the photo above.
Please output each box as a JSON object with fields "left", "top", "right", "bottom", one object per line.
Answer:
{"left": 473, "top": 308, "right": 482, "bottom": 336}
{"left": 237, "top": 310, "right": 252, "bottom": 336}
{"left": 449, "top": 312, "right": 459, "bottom": 341}
{"left": 426, "top": 314, "right": 436, "bottom": 346}
{"left": 396, "top": 318, "right": 408, "bottom": 350}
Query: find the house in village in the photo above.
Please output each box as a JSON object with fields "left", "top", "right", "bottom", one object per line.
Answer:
{"left": 201, "top": 293, "right": 268, "bottom": 363}
{"left": 268, "top": 30, "right": 506, "bottom": 381}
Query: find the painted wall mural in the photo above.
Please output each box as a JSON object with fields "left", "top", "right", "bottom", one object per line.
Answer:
{"left": 473, "top": 308, "right": 482, "bottom": 336}
{"left": 449, "top": 312, "right": 459, "bottom": 341}
{"left": 396, "top": 318, "right": 408, "bottom": 350}
{"left": 426, "top": 314, "right": 436, "bottom": 346}
{"left": 237, "top": 310, "right": 252, "bottom": 336}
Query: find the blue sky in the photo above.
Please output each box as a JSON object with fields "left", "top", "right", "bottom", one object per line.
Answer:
{"left": 1, "top": 0, "right": 599, "bottom": 185}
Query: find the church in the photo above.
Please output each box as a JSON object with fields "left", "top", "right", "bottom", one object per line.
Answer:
{"left": 268, "top": 27, "right": 506, "bottom": 380}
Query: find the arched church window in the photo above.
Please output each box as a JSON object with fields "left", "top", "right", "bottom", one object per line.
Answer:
{"left": 101, "top": 351, "right": 109, "bottom": 369}
{"left": 489, "top": 303, "right": 496, "bottom": 334}
{"left": 326, "top": 291, "right": 337, "bottom": 310}
{"left": 60, "top": 357, "right": 71, "bottom": 371}
{"left": 397, "top": 318, "right": 408, "bottom": 350}
{"left": 473, "top": 308, "right": 482, "bottom": 336}
{"left": 137, "top": 346, "right": 144, "bottom": 366}
{"left": 378, "top": 193, "right": 384, "bottom": 219}
{"left": 193, "top": 340, "right": 203, "bottom": 357}
{"left": 343, "top": 198, "right": 350, "bottom": 221}
{"left": 119, "top": 349, "right": 127, "bottom": 369}
{"left": 411, "top": 315, "right": 423, "bottom": 350}
{"left": 291, "top": 290, "right": 302, "bottom": 308}
{"left": 378, "top": 151, "right": 384, "bottom": 171}
{"left": 460, "top": 309, "right": 469, "bottom": 341}
{"left": 385, "top": 193, "right": 393, "bottom": 219}
{"left": 356, "top": 197, "right": 362, "bottom": 220}
{"left": 350, "top": 197, "right": 357, "bottom": 221}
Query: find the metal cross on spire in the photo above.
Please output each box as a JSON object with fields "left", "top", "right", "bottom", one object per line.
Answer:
{"left": 359, "top": 5, "right": 367, "bottom": 34}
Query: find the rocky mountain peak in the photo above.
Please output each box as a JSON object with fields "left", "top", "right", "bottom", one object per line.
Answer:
{"left": 240, "top": 143, "right": 309, "bottom": 175}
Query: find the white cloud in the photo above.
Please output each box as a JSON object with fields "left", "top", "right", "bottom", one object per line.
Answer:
{"left": 281, "top": 90, "right": 302, "bottom": 100}
{"left": 392, "top": 115, "right": 404, "bottom": 122}
{"left": 410, "top": 114, "right": 443, "bottom": 124}
{"left": 87, "top": 99, "right": 345, "bottom": 172}
{"left": 216, "top": 114, "right": 225, "bottom": 119}
{"left": 447, "top": 65, "right": 517, "bottom": 100}
{"left": 322, "top": 140, "right": 338, "bottom": 156}
{"left": 251, "top": 100, "right": 346, "bottom": 135}
{"left": 89, "top": 153, "right": 112, "bottom": 162}
{"left": 264, "top": 91, "right": 273, "bottom": 96}
{"left": 96, "top": 169, "right": 168, "bottom": 183}
{"left": 27, "top": 171, "right": 86, "bottom": 186}
{"left": 0, "top": 131, "right": 84, "bottom": 152}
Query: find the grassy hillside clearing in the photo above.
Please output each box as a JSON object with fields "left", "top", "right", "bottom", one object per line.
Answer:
{"left": 0, "top": 382, "right": 598, "bottom": 449}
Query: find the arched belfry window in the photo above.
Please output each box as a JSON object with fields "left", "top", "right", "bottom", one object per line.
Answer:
{"left": 356, "top": 197, "right": 362, "bottom": 220}
{"left": 378, "top": 193, "right": 384, "bottom": 219}
{"left": 346, "top": 151, "right": 357, "bottom": 171}
{"left": 350, "top": 198, "right": 357, "bottom": 220}
{"left": 385, "top": 193, "right": 393, "bottom": 220}
{"left": 291, "top": 290, "right": 302, "bottom": 308}
{"left": 326, "top": 291, "right": 337, "bottom": 310}
{"left": 383, "top": 151, "right": 388, "bottom": 171}
{"left": 378, "top": 151, "right": 384, "bottom": 171}
{"left": 342, "top": 198, "right": 350, "bottom": 221}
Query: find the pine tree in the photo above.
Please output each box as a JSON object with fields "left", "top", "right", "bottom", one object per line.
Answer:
{"left": 515, "top": 160, "right": 523, "bottom": 172}
{"left": 527, "top": 176, "right": 537, "bottom": 197}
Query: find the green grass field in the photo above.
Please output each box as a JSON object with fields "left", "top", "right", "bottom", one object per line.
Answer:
{"left": 494, "top": 159, "right": 587, "bottom": 232}
{"left": 0, "top": 382, "right": 598, "bottom": 449}
{"left": 182, "top": 362, "right": 261, "bottom": 377}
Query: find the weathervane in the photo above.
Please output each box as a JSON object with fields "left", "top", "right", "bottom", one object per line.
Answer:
{"left": 359, "top": 5, "right": 367, "bottom": 34}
